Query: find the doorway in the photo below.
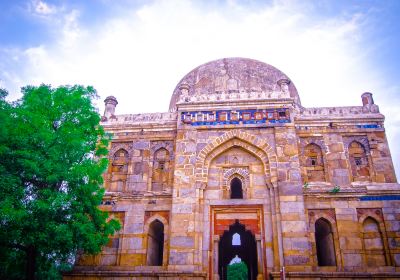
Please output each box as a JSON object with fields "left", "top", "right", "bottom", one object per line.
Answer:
{"left": 218, "top": 220, "right": 258, "bottom": 280}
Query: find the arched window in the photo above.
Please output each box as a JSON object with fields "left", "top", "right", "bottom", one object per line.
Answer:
{"left": 152, "top": 148, "right": 170, "bottom": 191}
{"left": 110, "top": 149, "right": 129, "bottom": 192}
{"left": 302, "top": 144, "right": 325, "bottom": 182}
{"left": 112, "top": 149, "right": 128, "bottom": 172}
{"left": 362, "top": 217, "right": 386, "bottom": 266}
{"left": 230, "top": 177, "right": 243, "bottom": 199}
{"left": 147, "top": 220, "right": 164, "bottom": 266}
{"left": 348, "top": 141, "right": 370, "bottom": 181}
{"left": 315, "top": 218, "right": 336, "bottom": 266}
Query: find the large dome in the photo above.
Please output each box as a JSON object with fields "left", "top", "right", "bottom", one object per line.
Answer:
{"left": 169, "top": 57, "right": 300, "bottom": 110}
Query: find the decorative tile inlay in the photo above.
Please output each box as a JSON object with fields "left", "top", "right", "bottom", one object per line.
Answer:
{"left": 359, "top": 195, "right": 400, "bottom": 201}
{"left": 181, "top": 108, "right": 290, "bottom": 126}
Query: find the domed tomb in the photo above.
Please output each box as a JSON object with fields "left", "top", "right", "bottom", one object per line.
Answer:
{"left": 169, "top": 57, "right": 300, "bottom": 110}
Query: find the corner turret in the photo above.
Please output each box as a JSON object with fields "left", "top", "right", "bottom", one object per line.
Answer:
{"left": 361, "top": 92, "right": 379, "bottom": 113}
{"left": 103, "top": 96, "right": 118, "bottom": 120}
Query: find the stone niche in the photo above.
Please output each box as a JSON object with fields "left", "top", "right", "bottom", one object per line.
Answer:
{"left": 206, "top": 146, "right": 267, "bottom": 200}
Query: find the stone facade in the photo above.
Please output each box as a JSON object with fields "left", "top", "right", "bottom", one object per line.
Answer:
{"left": 64, "top": 58, "right": 400, "bottom": 279}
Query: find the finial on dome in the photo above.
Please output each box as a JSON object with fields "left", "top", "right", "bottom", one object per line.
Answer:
{"left": 103, "top": 96, "right": 118, "bottom": 120}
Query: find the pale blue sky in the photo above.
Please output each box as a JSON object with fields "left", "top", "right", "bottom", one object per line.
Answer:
{"left": 1, "top": 0, "right": 399, "bottom": 177}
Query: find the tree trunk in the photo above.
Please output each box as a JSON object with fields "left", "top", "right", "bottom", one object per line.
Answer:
{"left": 26, "top": 245, "right": 36, "bottom": 280}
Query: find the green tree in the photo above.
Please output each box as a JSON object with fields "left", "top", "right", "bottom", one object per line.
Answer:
{"left": 227, "top": 261, "right": 248, "bottom": 280}
{"left": 0, "top": 85, "right": 120, "bottom": 280}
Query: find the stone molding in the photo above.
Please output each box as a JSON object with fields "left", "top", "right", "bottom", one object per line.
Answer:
{"left": 195, "top": 130, "right": 277, "bottom": 185}
{"left": 144, "top": 211, "right": 169, "bottom": 226}
{"left": 270, "top": 272, "right": 400, "bottom": 279}
{"left": 176, "top": 90, "right": 292, "bottom": 105}
{"left": 343, "top": 136, "right": 370, "bottom": 154}
{"left": 308, "top": 209, "right": 336, "bottom": 225}
{"left": 356, "top": 208, "right": 383, "bottom": 223}
{"left": 299, "top": 137, "right": 327, "bottom": 153}
{"left": 109, "top": 142, "right": 134, "bottom": 159}
{"left": 150, "top": 141, "right": 174, "bottom": 159}
{"left": 223, "top": 167, "right": 250, "bottom": 191}
{"left": 102, "top": 112, "right": 178, "bottom": 124}
{"left": 298, "top": 106, "right": 383, "bottom": 118}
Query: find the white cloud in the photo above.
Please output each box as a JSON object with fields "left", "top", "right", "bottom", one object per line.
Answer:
{"left": 2, "top": 0, "right": 399, "bottom": 177}
{"left": 30, "top": 0, "right": 57, "bottom": 16}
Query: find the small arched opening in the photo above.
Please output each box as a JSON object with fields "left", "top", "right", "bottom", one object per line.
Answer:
{"left": 302, "top": 143, "right": 325, "bottom": 182}
{"left": 112, "top": 149, "right": 129, "bottom": 172}
{"left": 109, "top": 149, "right": 129, "bottom": 192}
{"left": 146, "top": 219, "right": 164, "bottom": 266}
{"left": 362, "top": 217, "right": 386, "bottom": 266}
{"left": 315, "top": 218, "right": 336, "bottom": 266}
{"left": 230, "top": 177, "right": 243, "bottom": 199}
{"left": 348, "top": 141, "right": 370, "bottom": 181}
{"left": 152, "top": 148, "right": 170, "bottom": 191}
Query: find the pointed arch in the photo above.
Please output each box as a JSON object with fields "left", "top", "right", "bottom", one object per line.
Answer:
{"left": 308, "top": 210, "right": 342, "bottom": 268}
{"left": 348, "top": 141, "right": 370, "bottom": 181}
{"left": 361, "top": 216, "right": 387, "bottom": 267}
{"left": 108, "top": 148, "right": 129, "bottom": 192}
{"left": 230, "top": 177, "right": 243, "bottom": 199}
{"left": 112, "top": 148, "right": 129, "bottom": 172}
{"left": 315, "top": 218, "right": 336, "bottom": 266}
{"left": 195, "top": 130, "right": 277, "bottom": 186}
{"left": 146, "top": 219, "right": 164, "bottom": 266}
{"left": 144, "top": 215, "right": 169, "bottom": 266}
{"left": 223, "top": 168, "right": 250, "bottom": 192}
{"left": 152, "top": 147, "right": 171, "bottom": 191}
{"left": 301, "top": 143, "right": 326, "bottom": 182}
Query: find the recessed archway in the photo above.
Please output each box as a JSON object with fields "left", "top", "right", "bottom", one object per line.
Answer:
{"left": 315, "top": 218, "right": 336, "bottom": 266}
{"left": 146, "top": 219, "right": 164, "bottom": 266}
{"left": 195, "top": 131, "right": 277, "bottom": 186}
{"left": 218, "top": 220, "right": 258, "bottom": 280}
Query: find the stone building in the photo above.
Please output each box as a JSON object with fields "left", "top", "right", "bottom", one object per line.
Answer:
{"left": 65, "top": 58, "right": 400, "bottom": 279}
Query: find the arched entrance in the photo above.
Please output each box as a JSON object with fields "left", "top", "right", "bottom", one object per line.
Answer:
{"left": 218, "top": 220, "right": 258, "bottom": 280}
{"left": 146, "top": 219, "right": 164, "bottom": 266}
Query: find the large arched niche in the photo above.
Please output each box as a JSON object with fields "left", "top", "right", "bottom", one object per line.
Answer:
{"left": 195, "top": 131, "right": 275, "bottom": 278}
{"left": 195, "top": 130, "right": 276, "bottom": 188}
{"left": 206, "top": 146, "right": 267, "bottom": 199}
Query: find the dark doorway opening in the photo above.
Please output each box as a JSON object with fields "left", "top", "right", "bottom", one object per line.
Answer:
{"left": 147, "top": 220, "right": 164, "bottom": 266}
{"left": 219, "top": 220, "right": 258, "bottom": 280}
{"left": 315, "top": 218, "right": 336, "bottom": 266}
{"left": 230, "top": 177, "right": 243, "bottom": 199}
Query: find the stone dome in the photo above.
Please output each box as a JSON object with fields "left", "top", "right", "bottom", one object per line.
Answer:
{"left": 169, "top": 57, "right": 300, "bottom": 110}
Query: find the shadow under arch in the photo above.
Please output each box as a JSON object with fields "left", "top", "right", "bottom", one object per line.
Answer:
{"left": 218, "top": 220, "right": 258, "bottom": 280}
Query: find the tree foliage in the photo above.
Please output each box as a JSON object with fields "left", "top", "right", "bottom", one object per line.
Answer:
{"left": 227, "top": 261, "right": 248, "bottom": 280}
{"left": 0, "top": 85, "right": 120, "bottom": 279}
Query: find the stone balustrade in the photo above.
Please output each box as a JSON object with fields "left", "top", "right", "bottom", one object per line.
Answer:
{"left": 298, "top": 105, "right": 381, "bottom": 118}
{"left": 102, "top": 112, "right": 178, "bottom": 124}
{"left": 176, "top": 90, "right": 291, "bottom": 104}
